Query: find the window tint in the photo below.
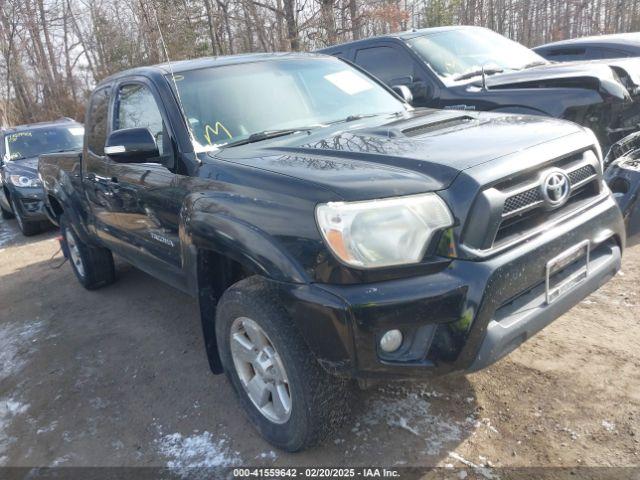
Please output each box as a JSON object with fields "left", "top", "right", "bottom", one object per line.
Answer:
{"left": 355, "top": 46, "right": 415, "bottom": 85}
{"left": 590, "top": 47, "right": 632, "bottom": 59}
{"left": 86, "top": 87, "right": 110, "bottom": 156}
{"left": 545, "top": 47, "right": 586, "bottom": 61}
{"left": 116, "top": 84, "right": 173, "bottom": 166}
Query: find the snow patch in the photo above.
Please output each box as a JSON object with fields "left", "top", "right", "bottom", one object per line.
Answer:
{"left": 156, "top": 431, "right": 240, "bottom": 477}
{"left": 602, "top": 420, "right": 616, "bottom": 432}
{"left": 0, "top": 220, "right": 20, "bottom": 248}
{"left": 36, "top": 420, "right": 58, "bottom": 435}
{"left": 0, "top": 320, "right": 45, "bottom": 382}
{"left": 359, "top": 387, "right": 465, "bottom": 455}
{"left": 50, "top": 454, "right": 71, "bottom": 466}
{"left": 448, "top": 452, "right": 496, "bottom": 479}
{"left": 255, "top": 450, "right": 278, "bottom": 461}
{"left": 0, "top": 399, "right": 29, "bottom": 466}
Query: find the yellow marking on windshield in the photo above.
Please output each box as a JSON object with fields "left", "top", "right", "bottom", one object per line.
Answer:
{"left": 204, "top": 122, "right": 233, "bottom": 145}
{"left": 7, "top": 132, "right": 33, "bottom": 142}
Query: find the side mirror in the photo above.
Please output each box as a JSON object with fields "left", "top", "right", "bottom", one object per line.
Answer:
{"left": 409, "top": 81, "right": 434, "bottom": 102}
{"left": 391, "top": 85, "right": 413, "bottom": 104}
{"left": 104, "top": 127, "right": 159, "bottom": 163}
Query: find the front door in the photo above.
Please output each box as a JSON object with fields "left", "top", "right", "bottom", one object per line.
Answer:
{"left": 106, "top": 80, "right": 184, "bottom": 282}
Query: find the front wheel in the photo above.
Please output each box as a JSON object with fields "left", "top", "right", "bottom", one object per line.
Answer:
{"left": 60, "top": 214, "right": 116, "bottom": 290}
{"left": 1, "top": 203, "right": 14, "bottom": 219}
{"left": 10, "top": 197, "right": 41, "bottom": 236}
{"left": 216, "top": 276, "right": 350, "bottom": 452}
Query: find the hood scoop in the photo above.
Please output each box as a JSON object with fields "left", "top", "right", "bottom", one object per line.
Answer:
{"left": 402, "top": 115, "right": 475, "bottom": 137}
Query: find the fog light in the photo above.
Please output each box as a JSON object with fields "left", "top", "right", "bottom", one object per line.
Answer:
{"left": 380, "top": 329, "right": 403, "bottom": 352}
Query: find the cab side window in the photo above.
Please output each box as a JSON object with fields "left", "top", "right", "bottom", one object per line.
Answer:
{"left": 86, "top": 87, "right": 110, "bottom": 156}
{"left": 590, "top": 47, "right": 631, "bottom": 59}
{"left": 544, "top": 47, "right": 586, "bottom": 61}
{"left": 354, "top": 45, "right": 416, "bottom": 85}
{"left": 115, "top": 83, "right": 174, "bottom": 169}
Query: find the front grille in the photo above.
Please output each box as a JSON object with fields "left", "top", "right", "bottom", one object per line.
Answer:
{"left": 494, "top": 182, "right": 598, "bottom": 245}
{"left": 463, "top": 149, "right": 603, "bottom": 251}
{"left": 503, "top": 187, "right": 542, "bottom": 215}
{"left": 568, "top": 165, "right": 597, "bottom": 185}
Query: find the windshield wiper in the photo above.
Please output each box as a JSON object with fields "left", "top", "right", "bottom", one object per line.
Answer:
{"left": 329, "top": 111, "right": 404, "bottom": 125}
{"left": 454, "top": 68, "right": 504, "bottom": 81}
{"left": 223, "top": 128, "right": 313, "bottom": 148}
{"left": 521, "top": 60, "right": 547, "bottom": 69}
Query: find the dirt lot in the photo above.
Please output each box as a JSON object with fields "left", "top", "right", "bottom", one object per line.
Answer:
{"left": 0, "top": 215, "right": 639, "bottom": 474}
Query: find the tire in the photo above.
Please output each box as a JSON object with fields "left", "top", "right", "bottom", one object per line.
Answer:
{"left": 10, "top": 196, "right": 41, "bottom": 236}
{"left": 1, "top": 205, "right": 14, "bottom": 219}
{"left": 60, "top": 214, "right": 116, "bottom": 290}
{"left": 216, "top": 276, "right": 350, "bottom": 452}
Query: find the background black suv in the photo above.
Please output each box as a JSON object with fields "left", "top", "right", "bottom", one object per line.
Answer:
{"left": 0, "top": 118, "right": 83, "bottom": 235}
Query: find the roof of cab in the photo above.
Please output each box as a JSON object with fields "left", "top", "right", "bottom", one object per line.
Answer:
{"left": 97, "top": 52, "right": 331, "bottom": 86}
{"left": 536, "top": 32, "right": 640, "bottom": 50}
{"left": 1, "top": 117, "right": 81, "bottom": 134}
{"left": 317, "top": 25, "right": 480, "bottom": 52}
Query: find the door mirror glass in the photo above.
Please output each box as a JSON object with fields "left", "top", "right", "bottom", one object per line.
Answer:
{"left": 104, "top": 128, "right": 159, "bottom": 163}
{"left": 391, "top": 85, "right": 413, "bottom": 104}
{"left": 409, "top": 81, "right": 434, "bottom": 103}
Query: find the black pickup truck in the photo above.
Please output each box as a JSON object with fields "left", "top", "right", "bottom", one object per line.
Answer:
{"left": 39, "top": 53, "right": 629, "bottom": 451}
{"left": 318, "top": 26, "right": 640, "bottom": 152}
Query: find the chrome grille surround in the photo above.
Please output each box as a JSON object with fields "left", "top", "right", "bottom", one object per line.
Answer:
{"left": 462, "top": 150, "right": 603, "bottom": 252}
{"left": 499, "top": 155, "right": 599, "bottom": 221}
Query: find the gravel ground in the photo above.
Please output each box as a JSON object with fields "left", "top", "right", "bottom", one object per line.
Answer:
{"left": 0, "top": 216, "right": 638, "bottom": 474}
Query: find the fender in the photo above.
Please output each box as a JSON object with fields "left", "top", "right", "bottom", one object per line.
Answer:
{"left": 186, "top": 196, "right": 310, "bottom": 284}
{"left": 40, "top": 156, "right": 96, "bottom": 245}
{"left": 184, "top": 196, "right": 311, "bottom": 373}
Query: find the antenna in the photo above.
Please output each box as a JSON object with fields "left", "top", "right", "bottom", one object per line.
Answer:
{"left": 148, "top": 1, "right": 204, "bottom": 161}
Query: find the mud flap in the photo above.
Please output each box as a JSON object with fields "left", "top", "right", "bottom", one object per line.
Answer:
{"left": 58, "top": 235, "right": 70, "bottom": 259}
{"left": 605, "top": 156, "right": 640, "bottom": 247}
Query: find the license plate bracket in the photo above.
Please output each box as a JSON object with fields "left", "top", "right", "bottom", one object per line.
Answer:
{"left": 545, "top": 240, "right": 590, "bottom": 304}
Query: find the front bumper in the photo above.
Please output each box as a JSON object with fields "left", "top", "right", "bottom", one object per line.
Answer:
{"left": 280, "top": 195, "right": 624, "bottom": 380}
{"left": 8, "top": 186, "right": 48, "bottom": 221}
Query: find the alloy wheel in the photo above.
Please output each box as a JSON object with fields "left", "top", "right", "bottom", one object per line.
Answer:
{"left": 65, "top": 228, "right": 85, "bottom": 278}
{"left": 230, "top": 316, "right": 292, "bottom": 424}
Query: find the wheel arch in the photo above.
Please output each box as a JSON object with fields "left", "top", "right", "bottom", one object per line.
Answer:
{"left": 185, "top": 206, "right": 311, "bottom": 375}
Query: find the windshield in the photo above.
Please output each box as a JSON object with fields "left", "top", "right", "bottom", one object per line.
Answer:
{"left": 5, "top": 126, "right": 84, "bottom": 161}
{"left": 169, "top": 57, "right": 407, "bottom": 148}
{"left": 407, "top": 28, "right": 547, "bottom": 82}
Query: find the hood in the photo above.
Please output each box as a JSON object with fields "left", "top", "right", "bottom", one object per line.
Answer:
{"left": 213, "top": 109, "right": 588, "bottom": 200}
{"left": 590, "top": 58, "right": 640, "bottom": 95}
{"left": 4, "top": 156, "right": 39, "bottom": 177}
{"left": 483, "top": 61, "right": 631, "bottom": 100}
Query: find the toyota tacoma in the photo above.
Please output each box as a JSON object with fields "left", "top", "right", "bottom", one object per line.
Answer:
{"left": 38, "top": 53, "right": 630, "bottom": 451}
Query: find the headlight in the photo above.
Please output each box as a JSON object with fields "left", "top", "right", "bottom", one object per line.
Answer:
{"left": 316, "top": 193, "right": 454, "bottom": 268}
{"left": 9, "top": 175, "right": 41, "bottom": 188}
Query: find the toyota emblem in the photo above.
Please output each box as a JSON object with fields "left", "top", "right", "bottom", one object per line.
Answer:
{"left": 541, "top": 170, "right": 571, "bottom": 208}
